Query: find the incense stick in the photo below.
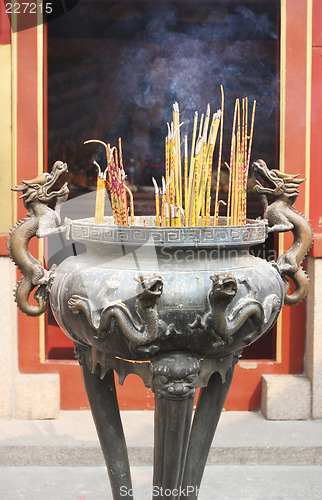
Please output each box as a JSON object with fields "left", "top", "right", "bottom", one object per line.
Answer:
{"left": 184, "top": 135, "right": 189, "bottom": 227}
{"left": 214, "top": 85, "right": 224, "bottom": 226}
{"left": 152, "top": 177, "right": 160, "bottom": 227}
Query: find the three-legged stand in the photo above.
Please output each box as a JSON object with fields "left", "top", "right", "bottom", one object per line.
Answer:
{"left": 78, "top": 347, "right": 238, "bottom": 500}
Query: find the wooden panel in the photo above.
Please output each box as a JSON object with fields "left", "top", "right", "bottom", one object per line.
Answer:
{"left": 309, "top": 1, "right": 322, "bottom": 254}
{"left": 0, "top": 1, "right": 11, "bottom": 45}
{"left": 310, "top": 47, "right": 322, "bottom": 237}
{"left": 0, "top": 234, "right": 8, "bottom": 255}
{"left": 278, "top": 0, "right": 309, "bottom": 375}
{"left": 0, "top": 40, "right": 12, "bottom": 233}
{"left": 313, "top": 0, "right": 322, "bottom": 46}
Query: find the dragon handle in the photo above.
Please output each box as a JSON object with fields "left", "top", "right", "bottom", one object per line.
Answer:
{"left": 253, "top": 159, "right": 313, "bottom": 305}
{"left": 7, "top": 161, "right": 69, "bottom": 316}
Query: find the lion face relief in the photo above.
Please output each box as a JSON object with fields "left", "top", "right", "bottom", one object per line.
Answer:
{"left": 151, "top": 353, "right": 200, "bottom": 400}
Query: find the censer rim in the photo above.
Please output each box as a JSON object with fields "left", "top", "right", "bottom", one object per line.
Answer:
{"left": 67, "top": 216, "right": 268, "bottom": 248}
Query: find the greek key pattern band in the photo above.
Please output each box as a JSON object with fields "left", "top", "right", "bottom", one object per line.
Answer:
{"left": 71, "top": 220, "right": 267, "bottom": 247}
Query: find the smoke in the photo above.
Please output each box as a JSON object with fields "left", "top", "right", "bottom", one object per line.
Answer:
{"left": 48, "top": 1, "right": 279, "bottom": 172}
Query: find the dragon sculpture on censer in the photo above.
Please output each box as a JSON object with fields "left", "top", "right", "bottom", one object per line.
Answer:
{"left": 253, "top": 159, "right": 313, "bottom": 305}
{"left": 8, "top": 161, "right": 69, "bottom": 316}
{"left": 190, "top": 273, "right": 281, "bottom": 348}
{"left": 67, "top": 274, "right": 171, "bottom": 352}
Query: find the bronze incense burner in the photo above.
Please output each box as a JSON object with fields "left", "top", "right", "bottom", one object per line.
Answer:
{"left": 8, "top": 159, "right": 313, "bottom": 500}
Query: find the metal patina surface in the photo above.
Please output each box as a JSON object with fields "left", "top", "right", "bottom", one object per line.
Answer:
{"left": 8, "top": 159, "right": 313, "bottom": 500}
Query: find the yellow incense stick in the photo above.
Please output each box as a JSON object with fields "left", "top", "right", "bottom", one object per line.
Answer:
{"left": 229, "top": 99, "right": 239, "bottom": 225}
{"left": 177, "top": 206, "right": 184, "bottom": 227}
{"left": 165, "top": 134, "right": 170, "bottom": 185}
{"left": 173, "top": 102, "right": 183, "bottom": 207}
{"left": 165, "top": 203, "right": 170, "bottom": 227}
{"left": 215, "top": 199, "right": 226, "bottom": 223}
{"left": 225, "top": 162, "right": 232, "bottom": 226}
{"left": 152, "top": 177, "right": 160, "bottom": 227}
{"left": 184, "top": 135, "right": 188, "bottom": 227}
{"left": 193, "top": 138, "right": 202, "bottom": 226}
{"left": 161, "top": 177, "right": 167, "bottom": 226}
{"left": 198, "top": 113, "right": 204, "bottom": 138}
{"left": 200, "top": 142, "right": 208, "bottom": 226}
{"left": 118, "top": 137, "right": 128, "bottom": 225}
{"left": 187, "top": 111, "right": 198, "bottom": 224}
{"left": 205, "top": 113, "right": 220, "bottom": 226}
{"left": 170, "top": 204, "right": 175, "bottom": 226}
{"left": 173, "top": 146, "right": 180, "bottom": 209}
{"left": 169, "top": 127, "right": 176, "bottom": 208}
{"left": 214, "top": 85, "right": 224, "bottom": 226}
{"left": 124, "top": 184, "right": 134, "bottom": 225}
{"left": 85, "top": 141, "right": 109, "bottom": 225}
{"left": 246, "top": 100, "right": 256, "bottom": 175}
{"left": 95, "top": 175, "right": 106, "bottom": 224}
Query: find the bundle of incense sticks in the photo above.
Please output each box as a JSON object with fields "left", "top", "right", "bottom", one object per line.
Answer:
{"left": 84, "top": 138, "right": 134, "bottom": 225}
{"left": 226, "top": 97, "right": 256, "bottom": 226}
{"left": 153, "top": 92, "right": 256, "bottom": 228}
{"left": 153, "top": 99, "right": 222, "bottom": 228}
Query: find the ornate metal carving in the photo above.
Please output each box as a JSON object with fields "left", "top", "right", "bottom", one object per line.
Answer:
{"left": 70, "top": 216, "right": 267, "bottom": 247}
{"left": 151, "top": 353, "right": 200, "bottom": 400}
{"left": 7, "top": 162, "right": 69, "bottom": 316}
{"left": 253, "top": 159, "right": 314, "bottom": 305}
{"left": 190, "top": 273, "right": 280, "bottom": 347}
{"left": 68, "top": 274, "right": 170, "bottom": 353}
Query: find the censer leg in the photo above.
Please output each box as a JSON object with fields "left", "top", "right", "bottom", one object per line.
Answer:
{"left": 153, "top": 396, "right": 195, "bottom": 499}
{"left": 81, "top": 363, "right": 133, "bottom": 500}
{"left": 151, "top": 353, "right": 200, "bottom": 500}
{"left": 180, "top": 367, "right": 235, "bottom": 500}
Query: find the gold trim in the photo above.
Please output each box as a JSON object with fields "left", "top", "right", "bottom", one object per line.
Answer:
{"left": 37, "top": 13, "right": 43, "bottom": 175}
{"left": 276, "top": 0, "right": 287, "bottom": 364}
{"left": 305, "top": 0, "right": 312, "bottom": 219}
{"left": 37, "top": 12, "right": 46, "bottom": 363}
{"left": 11, "top": 18, "right": 18, "bottom": 225}
{"left": 279, "top": 0, "right": 286, "bottom": 176}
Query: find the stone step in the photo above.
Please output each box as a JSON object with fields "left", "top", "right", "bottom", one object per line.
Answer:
{"left": 0, "top": 411, "right": 321, "bottom": 466}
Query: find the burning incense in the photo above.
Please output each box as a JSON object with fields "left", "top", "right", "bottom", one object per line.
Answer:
{"left": 165, "top": 203, "right": 170, "bottom": 227}
{"left": 93, "top": 161, "right": 107, "bottom": 224}
{"left": 118, "top": 137, "right": 128, "bottom": 225}
{"left": 84, "top": 140, "right": 110, "bottom": 224}
{"left": 173, "top": 102, "right": 182, "bottom": 207}
{"left": 88, "top": 93, "right": 256, "bottom": 230}
{"left": 225, "top": 97, "right": 256, "bottom": 226}
{"left": 184, "top": 135, "right": 189, "bottom": 227}
{"left": 225, "top": 162, "right": 232, "bottom": 226}
{"left": 205, "top": 112, "right": 221, "bottom": 226}
{"left": 214, "top": 85, "right": 224, "bottom": 226}
{"left": 193, "top": 138, "right": 202, "bottom": 226}
{"left": 214, "top": 199, "right": 226, "bottom": 222}
{"left": 161, "top": 177, "right": 167, "bottom": 226}
{"left": 165, "top": 128, "right": 170, "bottom": 184}
{"left": 124, "top": 184, "right": 134, "bottom": 225}
{"left": 177, "top": 206, "right": 184, "bottom": 228}
{"left": 85, "top": 137, "right": 135, "bottom": 226}
{"left": 199, "top": 104, "right": 211, "bottom": 225}
{"left": 152, "top": 177, "right": 160, "bottom": 227}
{"left": 187, "top": 111, "right": 198, "bottom": 224}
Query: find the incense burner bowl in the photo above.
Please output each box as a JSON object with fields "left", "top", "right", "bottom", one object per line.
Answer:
{"left": 8, "top": 159, "right": 313, "bottom": 500}
{"left": 49, "top": 216, "right": 283, "bottom": 364}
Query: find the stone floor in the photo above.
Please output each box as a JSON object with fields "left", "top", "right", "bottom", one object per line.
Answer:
{"left": 0, "top": 411, "right": 321, "bottom": 499}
